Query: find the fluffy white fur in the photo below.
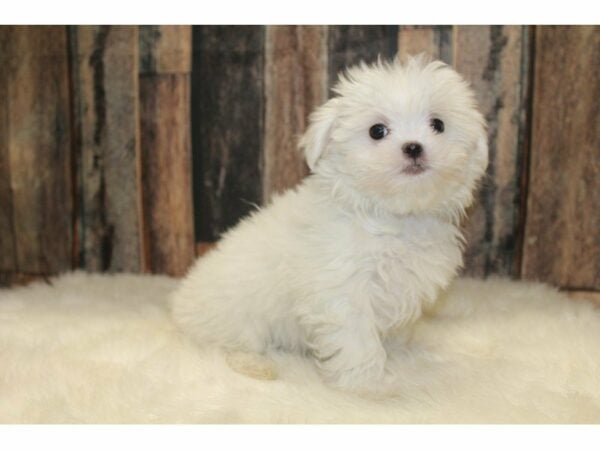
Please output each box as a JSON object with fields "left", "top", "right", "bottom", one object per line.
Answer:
{"left": 170, "top": 56, "right": 488, "bottom": 390}
{"left": 0, "top": 273, "right": 599, "bottom": 423}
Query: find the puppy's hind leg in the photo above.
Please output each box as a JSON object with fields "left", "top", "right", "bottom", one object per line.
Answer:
{"left": 224, "top": 350, "right": 279, "bottom": 381}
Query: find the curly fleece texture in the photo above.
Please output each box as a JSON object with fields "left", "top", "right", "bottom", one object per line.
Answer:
{"left": 0, "top": 273, "right": 598, "bottom": 423}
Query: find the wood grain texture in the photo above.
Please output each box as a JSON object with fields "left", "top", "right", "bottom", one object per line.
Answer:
{"left": 454, "top": 25, "right": 531, "bottom": 277}
{"left": 70, "top": 26, "right": 143, "bottom": 272}
{"left": 398, "top": 26, "right": 453, "bottom": 64}
{"left": 192, "top": 26, "right": 264, "bottom": 242}
{"left": 0, "top": 26, "right": 73, "bottom": 274}
{"left": 263, "top": 25, "right": 328, "bottom": 201}
{"left": 139, "top": 25, "right": 191, "bottom": 74}
{"left": 522, "top": 26, "right": 600, "bottom": 290}
{"left": 0, "top": 29, "right": 16, "bottom": 272}
{"left": 1, "top": 25, "right": 594, "bottom": 288}
{"left": 327, "top": 26, "right": 398, "bottom": 89}
{"left": 140, "top": 74, "right": 195, "bottom": 276}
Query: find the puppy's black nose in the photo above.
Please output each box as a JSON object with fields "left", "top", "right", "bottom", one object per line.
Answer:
{"left": 402, "top": 142, "right": 424, "bottom": 159}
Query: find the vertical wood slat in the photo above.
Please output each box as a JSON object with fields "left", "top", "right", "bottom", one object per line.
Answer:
{"left": 0, "top": 29, "right": 16, "bottom": 272}
{"left": 522, "top": 26, "right": 600, "bottom": 290}
{"left": 0, "top": 26, "right": 73, "bottom": 274}
{"left": 327, "top": 26, "right": 398, "bottom": 89}
{"left": 454, "top": 25, "right": 531, "bottom": 278}
{"left": 139, "top": 76, "right": 194, "bottom": 276}
{"left": 192, "top": 26, "right": 264, "bottom": 242}
{"left": 139, "top": 25, "right": 194, "bottom": 276}
{"left": 139, "top": 25, "right": 192, "bottom": 75}
{"left": 397, "top": 26, "right": 453, "bottom": 64}
{"left": 263, "top": 26, "right": 328, "bottom": 202}
{"left": 70, "top": 25, "right": 143, "bottom": 272}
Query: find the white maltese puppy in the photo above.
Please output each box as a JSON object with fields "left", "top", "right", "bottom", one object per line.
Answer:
{"left": 171, "top": 55, "right": 488, "bottom": 391}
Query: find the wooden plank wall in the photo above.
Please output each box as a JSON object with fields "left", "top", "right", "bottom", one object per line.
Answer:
{"left": 191, "top": 26, "right": 265, "bottom": 242}
{"left": 263, "top": 26, "right": 327, "bottom": 201}
{"left": 327, "top": 26, "right": 399, "bottom": 88}
{"left": 0, "top": 25, "right": 194, "bottom": 283}
{"left": 522, "top": 26, "right": 599, "bottom": 291}
{"left": 0, "top": 26, "right": 73, "bottom": 285}
{"left": 70, "top": 26, "right": 142, "bottom": 272}
{"left": 0, "top": 25, "right": 598, "bottom": 295}
{"left": 453, "top": 26, "right": 531, "bottom": 278}
{"left": 139, "top": 26, "right": 195, "bottom": 276}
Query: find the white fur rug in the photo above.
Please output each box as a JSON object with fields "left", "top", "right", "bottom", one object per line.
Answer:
{"left": 0, "top": 273, "right": 599, "bottom": 423}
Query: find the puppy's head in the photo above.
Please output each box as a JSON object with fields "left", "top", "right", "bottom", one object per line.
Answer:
{"left": 300, "top": 55, "right": 488, "bottom": 218}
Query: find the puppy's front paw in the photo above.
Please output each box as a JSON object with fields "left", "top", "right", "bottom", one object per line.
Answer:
{"left": 314, "top": 339, "right": 387, "bottom": 392}
{"left": 324, "top": 358, "right": 387, "bottom": 393}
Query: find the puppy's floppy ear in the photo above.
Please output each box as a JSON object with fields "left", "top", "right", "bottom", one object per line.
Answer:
{"left": 299, "top": 98, "right": 339, "bottom": 171}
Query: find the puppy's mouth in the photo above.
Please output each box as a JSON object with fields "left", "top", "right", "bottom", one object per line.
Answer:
{"left": 402, "top": 161, "right": 429, "bottom": 176}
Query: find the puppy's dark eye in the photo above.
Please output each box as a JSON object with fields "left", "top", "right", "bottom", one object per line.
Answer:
{"left": 430, "top": 118, "right": 445, "bottom": 134}
{"left": 369, "top": 124, "right": 388, "bottom": 140}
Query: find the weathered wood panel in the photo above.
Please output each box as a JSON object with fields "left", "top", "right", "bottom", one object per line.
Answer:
{"left": 522, "top": 26, "right": 599, "bottom": 290}
{"left": 139, "top": 25, "right": 195, "bottom": 276}
{"left": 454, "top": 25, "right": 531, "bottom": 278}
{"left": 139, "top": 25, "right": 192, "bottom": 74}
{"left": 327, "top": 26, "right": 398, "bottom": 89}
{"left": 70, "top": 25, "right": 143, "bottom": 272}
{"left": 192, "top": 26, "right": 264, "bottom": 242}
{"left": 0, "top": 26, "right": 73, "bottom": 274}
{"left": 139, "top": 74, "right": 195, "bottom": 276}
{"left": 263, "top": 25, "right": 328, "bottom": 201}
{"left": 398, "top": 26, "right": 453, "bottom": 64}
{"left": 0, "top": 24, "right": 594, "bottom": 289}
{"left": 0, "top": 29, "right": 16, "bottom": 272}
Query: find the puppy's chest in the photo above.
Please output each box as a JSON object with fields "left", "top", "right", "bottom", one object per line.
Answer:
{"left": 352, "top": 219, "right": 462, "bottom": 331}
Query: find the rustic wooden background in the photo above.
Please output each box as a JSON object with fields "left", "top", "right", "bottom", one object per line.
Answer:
{"left": 0, "top": 25, "right": 598, "bottom": 299}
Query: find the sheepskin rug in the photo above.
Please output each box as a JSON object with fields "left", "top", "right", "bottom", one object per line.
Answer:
{"left": 0, "top": 272, "right": 599, "bottom": 424}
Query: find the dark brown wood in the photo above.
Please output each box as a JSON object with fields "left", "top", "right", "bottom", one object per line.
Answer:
{"left": 192, "top": 26, "right": 265, "bottom": 242}
{"left": 522, "top": 26, "right": 600, "bottom": 290}
{"left": 327, "top": 26, "right": 398, "bottom": 90}
{"left": 139, "top": 25, "right": 192, "bottom": 74}
{"left": 511, "top": 26, "right": 536, "bottom": 281}
{"left": 140, "top": 74, "right": 195, "bottom": 277}
{"left": 70, "top": 25, "right": 143, "bottom": 272}
{"left": 263, "top": 26, "right": 327, "bottom": 201}
{"left": 454, "top": 25, "right": 531, "bottom": 278}
{"left": 0, "top": 26, "right": 73, "bottom": 274}
{"left": 0, "top": 28, "right": 16, "bottom": 272}
{"left": 398, "top": 26, "right": 453, "bottom": 64}
{"left": 138, "top": 25, "right": 195, "bottom": 276}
